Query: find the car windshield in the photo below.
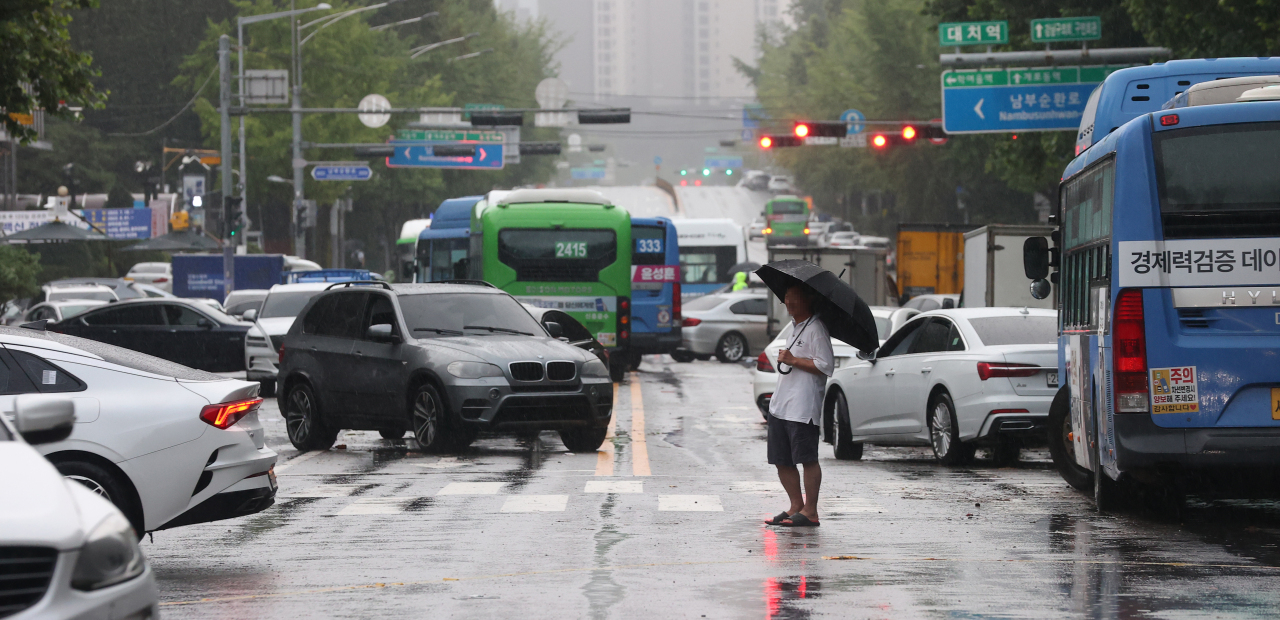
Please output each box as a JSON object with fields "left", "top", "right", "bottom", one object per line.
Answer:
{"left": 399, "top": 293, "right": 545, "bottom": 338}
{"left": 59, "top": 303, "right": 100, "bottom": 319}
{"left": 261, "top": 290, "right": 323, "bottom": 318}
{"left": 770, "top": 200, "right": 806, "bottom": 214}
{"left": 968, "top": 315, "right": 1058, "bottom": 346}
{"left": 48, "top": 289, "right": 115, "bottom": 302}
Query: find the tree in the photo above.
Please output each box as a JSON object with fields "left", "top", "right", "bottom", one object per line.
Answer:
{"left": 1124, "top": 0, "right": 1280, "bottom": 58}
{"left": 0, "top": 0, "right": 107, "bottom": 143}
{"left": 0, "top": 246, "right": 42, "bottom": 306}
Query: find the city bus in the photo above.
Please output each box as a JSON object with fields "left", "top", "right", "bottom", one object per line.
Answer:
{"left": 395, "top": 218, "right": 432, "bottom": 281}
{"left": 672, "top": 218, "right": 747, "bottom": 299}
{"left": 762, "top": 195, "right": 810, "bottom": 247}
{"left": 627, "top": 217, "right": 682, "bottom": 366}
{"left": 1025, "top": 70, "right": 1280, "bottom": 509}
{"left": 479, "top": 189, "right": 632, "bottom": 381}
{"left": 416, "top": 195, "right": 481, "bottom": 282}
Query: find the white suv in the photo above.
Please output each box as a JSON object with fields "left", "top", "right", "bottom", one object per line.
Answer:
{"left": 243, "top": 283, "right": 333, "bottom": 395}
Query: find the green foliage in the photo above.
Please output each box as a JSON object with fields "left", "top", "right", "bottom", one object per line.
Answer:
{"left": 0, "top": 246, "right": 42, "bottom": 305}
{"left": 17, "top": 118, "right": 140, "bottom": 196}
{"left": 105, "top": 182, "right": 134, "bottom": 208}
{"left": 1124, "top": 0, "right": 1280, "bottom": 58}
{"left": 0, "top": 0, "right": 107, "bottom": 143}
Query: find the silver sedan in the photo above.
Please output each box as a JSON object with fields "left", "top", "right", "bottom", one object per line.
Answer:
{"left": 672, "top": 289, "right": 770, "bottom": 363}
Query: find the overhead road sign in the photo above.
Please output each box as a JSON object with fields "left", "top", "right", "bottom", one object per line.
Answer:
{"left": 943, "top": 82, "right": 1097, "bottom": 133}
{"left": 312, "top": 164, "right": 372, "bottom": 181}
{"left": 397, "top": 129, "right": 503, "bottom": 142}
{"left": 939, "top": 46, "right": 1170, "bottom": 68}
{"left": 571, "top": 168, "right": 606, "bottom": 180}
{"left": 742, "top": 104, "right": 767, "bottom": 128}
{"left": 942, "top": 66, "right": 1124, "bottom": 89}
{"left": 358, "top": 94, "right": 392, "bottom": 128}
{"left": 939, "top": 21, "right": 1008, "bottom": 46}
{"left": 387, "top": 142, "right": 505, "bottom": 169}
{"left": 704, "top": 157, "right": 743, "bottom": 168}
{"left": 840, "top": 109, "right": 865, "bottom": 134}
{"left": 1030, "top": 17, "right": 1101, "bottom": 43}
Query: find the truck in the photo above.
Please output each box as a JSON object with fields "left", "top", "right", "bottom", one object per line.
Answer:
{"left": 895, "top": 223, "right": 972, "bottom": 302}
{"left": 961, "top": 225, "right": 1056, "bottom": 309}
{"left": 764, "top": 246, "right": 892, "bottom": 337}
{"left": 172, "top": 254, "right": 285, "bottom": 300}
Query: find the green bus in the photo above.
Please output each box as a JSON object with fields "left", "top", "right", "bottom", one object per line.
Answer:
{"left": 763, "top": 195, "right": 811, "bottom": 247}
{"left": 475, "top": 189, "right": 633, "bottom": 380}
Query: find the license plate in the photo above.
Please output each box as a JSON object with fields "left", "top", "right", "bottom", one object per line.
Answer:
{"left": 1047, "top": 371, "right": 1059, "bottom": 388}
{"left": 1272, "top": 388, "right": 1280, "bottom": 421}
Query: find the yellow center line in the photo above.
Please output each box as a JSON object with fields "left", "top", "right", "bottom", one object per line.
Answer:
{"left": 630, "top": 372, "right": 650, "bottom": 476}
{"left": 595, "top": 384, "right": 619, "bottom": 476}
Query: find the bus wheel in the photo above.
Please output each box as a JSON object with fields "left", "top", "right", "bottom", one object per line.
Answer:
{"left": 609, "top": 358, "right": 627, "bottom": 382}
{"left": 1047, "top": 388, "right": 1092, "bottom": 493}
{"left": 628, "top": 353, "right": 642, "bottom": 371}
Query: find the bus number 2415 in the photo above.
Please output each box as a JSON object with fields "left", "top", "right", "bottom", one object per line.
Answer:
{"left": 555, "top": 241, "right": 588, "bottom": 258}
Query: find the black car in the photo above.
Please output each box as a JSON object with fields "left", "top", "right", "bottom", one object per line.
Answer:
{"left": 48, "top": 298, "right": 251, "bottom": 372}
{"left": 276, "top": 282, "right": 614, "bottom": 453}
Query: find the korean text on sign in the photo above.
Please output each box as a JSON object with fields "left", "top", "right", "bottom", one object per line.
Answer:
{"left": 1119, "top": 239, "right": 1280, "bottom": 288}
{"left": 632, "top": 266, "right": 680, "bottom": 283}
{"left": 1150, "top": 366, "right": 1199, "bottom": 414}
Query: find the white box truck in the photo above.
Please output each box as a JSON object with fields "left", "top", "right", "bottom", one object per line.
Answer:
{"left": 962, "top": 225, "right": 1056, "bottom": 308}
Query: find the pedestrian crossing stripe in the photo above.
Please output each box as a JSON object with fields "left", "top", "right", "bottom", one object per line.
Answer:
{"left": 584, "top": 480, "right": 643, "bottom": 494}
{"left": 278, "top": 483, "right": 367, "bottom": 498}
{"left": 501, "top": 495, "right": 569, "bottom": 512}
{"left": 335, "top": 497, "right": 411, "bottom": 515}
{"left": 437, "top": 481, "right": 505, "bottom": 495}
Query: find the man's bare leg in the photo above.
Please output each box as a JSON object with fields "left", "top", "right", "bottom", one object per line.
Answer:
{"left": 776, "top": 464, "right": 805, "bottom": 514}
{"left": 799, "top": 461, "right": 821, "bottom": 520}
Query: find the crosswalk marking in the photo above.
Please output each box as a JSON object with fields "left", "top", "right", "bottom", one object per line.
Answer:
{"left": 278, "top": 483, "right": 364, "bottom": 498}
{"left": 658, "top": 495, "right": 723, "bottom": 511}
{"left": 584, "top": 480, "right": 643, "bottom": 494}
{"left": 437, "top": 482, "right": 505, "bottom": 495}
{"left": 501, "top": 495, "right": 569, "bottom": 512}
{"left": 335, "top": 497, "right": 411, "bottom": 515}
{"left": 729, "top": 481, "right": 780, "bottom": 494}
{"left": 823, "top": 498, "right": 884, "bottom": 514}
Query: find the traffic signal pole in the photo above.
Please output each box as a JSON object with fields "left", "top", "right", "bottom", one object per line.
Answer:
{"left": 218, "top": 35, "right": 236, "bottom": 295}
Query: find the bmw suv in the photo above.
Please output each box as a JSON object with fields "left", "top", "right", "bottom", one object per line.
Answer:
{"left": 276, "top": 282, "right": 614, "bottom": 452}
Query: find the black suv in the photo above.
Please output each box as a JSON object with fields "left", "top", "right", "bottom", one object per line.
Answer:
{"left": 276, "top": 282, "right": 614, "bottom": 452}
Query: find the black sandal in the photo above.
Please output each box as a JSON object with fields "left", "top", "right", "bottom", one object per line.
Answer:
{"left": 781, "top": 513, "right": 820, "bottom": 527}
{"left": 764, "top": 511, "right": 791, "bottom": 525}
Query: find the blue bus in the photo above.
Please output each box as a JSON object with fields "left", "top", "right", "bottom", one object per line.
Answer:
{"left": 1026, "top": 63, "right": 1280, "bottom": 509}
{"left": 627, "top": 217, "right": 682, "bottom": 367}
{"left": 417, "top": 195, "right": 482, "bottom": 282}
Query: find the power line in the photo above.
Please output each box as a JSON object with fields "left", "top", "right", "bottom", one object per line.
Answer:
{"left": 106, "top": 66, "right": 218, "bottom": 137}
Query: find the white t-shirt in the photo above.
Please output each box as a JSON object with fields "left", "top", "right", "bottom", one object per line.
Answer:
{"left": 768, "top": 316, "right": 834, "bottom": 425}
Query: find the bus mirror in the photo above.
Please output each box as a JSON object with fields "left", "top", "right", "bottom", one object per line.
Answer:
{"left": 1030, "top": 279, "right": 1052, "bottom": 300}
{"left": 1023, "top": 237, "right": 1050, "bottom": 280}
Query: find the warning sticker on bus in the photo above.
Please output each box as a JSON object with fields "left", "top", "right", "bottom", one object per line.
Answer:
{"left": 1150, "top": 366, "right": 1199, "bottom": 414}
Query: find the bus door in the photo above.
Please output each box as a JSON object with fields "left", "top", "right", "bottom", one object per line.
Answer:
{"left": 630, "top": 218, "right": 682, "bottom": 355}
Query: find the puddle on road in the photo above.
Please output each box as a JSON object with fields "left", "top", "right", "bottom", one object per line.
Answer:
{"left": 583, "top": 494, "right": 629, "bottom": 619}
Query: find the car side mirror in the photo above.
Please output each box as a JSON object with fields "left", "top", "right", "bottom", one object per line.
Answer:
{"left": 1030, "top": 279, "right": 1052, "bottom": 300}
{"left": 544, "top": 321, "right": 564, "bottom": 338}
{"left": 14, "top": 394, "right": 76, "bottom": 444}
{"left": 367, "top": 323, "right": 399, "bottom": 343}
{"left": 1023, "top": 236, "right": 1050, "bottom": 280}
{"left": 241, "top": 308, "right": 257, "bottom": 322}
{"left": 856, "top": 349, "right": 876, "bottom": 362}
{"left": 197, "top": 317, "right": 214, "bottom": 329}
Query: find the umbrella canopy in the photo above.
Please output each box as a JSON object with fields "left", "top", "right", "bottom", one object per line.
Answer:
{"left": 2, "top": 221, "right": 108, "bottom": 243}
{"left": 122, "top": 229, "right": 221, "bottom": 252}
{"left": 755, "top": 259, "right": 879, "bottom": 352}
{"left": 728, "top": 261, "right": 761, "bottom": 275}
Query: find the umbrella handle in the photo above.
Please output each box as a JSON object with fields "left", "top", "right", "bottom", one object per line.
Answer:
{"left": 777, "top": 363, "right": 793, "bottom": 375}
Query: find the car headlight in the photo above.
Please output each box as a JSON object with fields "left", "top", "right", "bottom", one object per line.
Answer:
{"left": 581, "top": 358, "right": 609, "bottom": 379}
{"left": 71, "top": 513, "right": 146, "bottom": 591}
{"left": 447, "top": 361, "right": 504, "bottom": 379}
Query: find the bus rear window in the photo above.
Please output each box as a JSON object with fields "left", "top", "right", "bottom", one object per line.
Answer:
{"left": 1155, "top": 122, "right": 1280, "bottom": 237}
{"left": 680, "top": 246, "right": 737, "bottom": 285}
{"left": 969, "top": 316, "right": 1058, "bottom": 346}
{"left": 769, "top": 201, "right": 807, "bottom": 215}
{"left": 498, "top": 229, "right": 618, "bottom": 282}
{"left": 632, "top": 226, "right": 666, "bottom": 266}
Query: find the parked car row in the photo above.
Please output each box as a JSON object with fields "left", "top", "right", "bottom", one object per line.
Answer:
{"left": 752, "top": 307, "right": 1059, "bottom": 466}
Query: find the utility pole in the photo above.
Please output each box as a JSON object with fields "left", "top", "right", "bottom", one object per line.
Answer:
{"left": 291, "top": 2, "right": 307, "bottom": 259}
{"left": 219, "top": 35, "right": 236, "bottom": 295}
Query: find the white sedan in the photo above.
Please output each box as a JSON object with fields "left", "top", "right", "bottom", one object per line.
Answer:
{"left": 1, "top": 397, "right": 158, "bottom": 618}
{"left": 822, "top": 308, "right": 1058, "bottom": 465}
{"left": 752, "top": 306, "right": 917, "bottom": 417}
{"left": 1, "top": 325, "right": 277, "bottom": 536}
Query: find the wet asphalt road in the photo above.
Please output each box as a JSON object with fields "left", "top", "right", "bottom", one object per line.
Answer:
{"left": 148, "top": 358, "right": 1280, "bottom": 619}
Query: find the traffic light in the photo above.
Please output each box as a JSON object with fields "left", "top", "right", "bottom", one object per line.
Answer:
{"left": 758, "top": 134, "right": 801, "bottom": 149}
{"left": 869, "top": 124, "right": 945, "bottom": 149}
{"left": 725, "top": 169, "right": 733, "bottom": 176}
{"left": 701, "top": 168, "right": 711, "bottom": 176}
{"left": 792, "top": 121, "right": 847, "bottom": 138}
{"left": 680, "top": 169, "right": 688, "bottom": 176}
{"left": 224, "top": 196, "right": 244, "bottom": 239}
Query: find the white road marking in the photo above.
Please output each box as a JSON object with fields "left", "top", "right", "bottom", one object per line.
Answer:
{"left": 728, "top": 481, "right": 780, "bottom": 494}
{"left": 823, "top": 498, "right": 884, "bottom": 514}
{"left": 500, "top": 495, "right": 569, "bottom": 512}
{"left": 437, "top": 482, "right": 505, "bottom": 495}
{"left": 274, "top": 450, "right": 323, "bottom": 473}
{"left": 584, "top": 480, "right": 643, "bottom": 494}
{"left": 335, "top": 497, "right": 411, "bottom": 515}
{"left": 658, "top": 495, "right": 723, "bottom": 511}
{"left": 277, "top": 483, "right": 366, "bottom": 498}
{"left": 416, "top": 457, "right": 468, "bottom": 469}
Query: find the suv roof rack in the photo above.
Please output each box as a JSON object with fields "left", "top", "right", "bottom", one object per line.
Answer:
{"left": 324, "top": 281, "right": 394, "bottom": 291}
{"left": 439, "top": 279, "right": 496, "bottom": 288}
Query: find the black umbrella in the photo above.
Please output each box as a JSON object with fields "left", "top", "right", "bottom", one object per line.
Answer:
{"left": 755, "top": 259, "right": 879, "bottom": 352}
{"left": 2, "top": 221, "right": 108, "bottom": 243}
{"left": 121, "top": 229, "right": 221, "bottom": 252}
{"left": 728, "top": 261, "right": 760, "bottom": 275}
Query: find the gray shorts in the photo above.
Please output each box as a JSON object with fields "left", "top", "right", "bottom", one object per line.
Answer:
{"left": 767, "top": 414, "right": 820, "bottom": 466}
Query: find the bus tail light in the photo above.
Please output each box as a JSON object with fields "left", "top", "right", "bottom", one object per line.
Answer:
{"left": 976, "top": 362, "right": 1039, "bottom": 380}
{"left": 756, "top": 352, "right": 775, "bottom": 373}
{"left": 1114, "top": 288, "right": 1149, "bottom": 413}
{"left": 617, "top": 296, "right": 630, "bottom": 343}
{"left": 672, "top": 281, "right": 682, "bottom": 322}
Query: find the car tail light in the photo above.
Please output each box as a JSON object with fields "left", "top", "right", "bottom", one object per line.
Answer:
{"left": 1113, "top": 288, "right": 1149, "bottom": 413}
{"left": 682, "top": 317, "right": 701, "bottom": 327}
{"left": 756, "top": 352, "right": 775, "bottom": 373}
{"left": 200, "top": 398, "right": 263, "bottom": 429}
{"left": 673, "top": 281, "right": 682, "bottom": 322}
{"left": 976, "top": 362, "right": 1040, "bottom": 381}
{"left": 153, "top": 277, "right": 169, "bottom": 283}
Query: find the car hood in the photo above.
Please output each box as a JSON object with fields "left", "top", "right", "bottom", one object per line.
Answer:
{"left": 0, "top": 443, "right": 103, "bottom": 549}
{"left": 256, "top": 317, "right": 296, "bottom": 336}
{"left": 418, "top": 334, "right": 591, "bottom": 363}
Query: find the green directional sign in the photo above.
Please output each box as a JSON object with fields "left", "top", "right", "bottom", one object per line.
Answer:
{"left": 396, "top": 128, "right": 504, "bottom": 142}
{"left": 1030, "top": 16, "right": 1101, "bottom": 43}
{"left": 939, "top": 21, "right": 1008, "bottom": 46}
{"left": 462, "top": 102, "right": 504, "bottom": 120}
{"left": 942, "top": 66, "right": 1126, "bottom": 90}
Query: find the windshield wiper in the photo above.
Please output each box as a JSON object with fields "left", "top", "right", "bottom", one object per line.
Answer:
{"left": 464, "top": 325, "right": 534, "bottom": 336}
{"left": 413, "top": 327, "right": 464, "bottom": 336}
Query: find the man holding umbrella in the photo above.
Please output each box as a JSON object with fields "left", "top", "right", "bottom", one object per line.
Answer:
{"left": 755, "top": 260, "right": 880, "bottom": 528}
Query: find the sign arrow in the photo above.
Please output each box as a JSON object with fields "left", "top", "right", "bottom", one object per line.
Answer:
{"left": 974, "top": 98, "right": 985, "bottom": 119}
{"left": 1013, "top": 73, "right": 1021, "bottom": 85}
{"left": 479, "top": 148, "right": 487, "bottom": 161}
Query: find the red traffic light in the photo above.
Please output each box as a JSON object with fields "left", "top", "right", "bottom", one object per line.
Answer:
{"left": 901, "top": 125, "right": 917, "bottom": 141}
{"left": 872, "top": 134, "right": 888, "bottom": 148}
{"left": 793, "top": 123, "right": 810, "bottom": 138}
{"left": 759, "top": 136, "right": 773, "bottom": 149}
